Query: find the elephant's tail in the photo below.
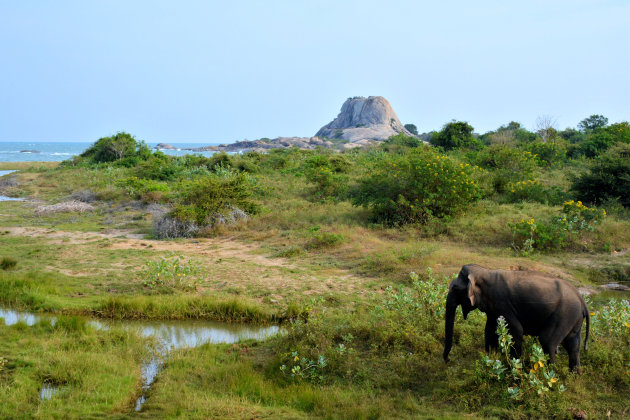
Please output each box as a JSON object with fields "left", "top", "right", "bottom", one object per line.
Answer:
{"left": 583, "top": 306, "right": 590, "bottom": 353}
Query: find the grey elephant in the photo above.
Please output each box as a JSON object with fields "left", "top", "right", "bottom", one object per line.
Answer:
{"left": 443, "top": 264, "right": 590, "bottom": 371}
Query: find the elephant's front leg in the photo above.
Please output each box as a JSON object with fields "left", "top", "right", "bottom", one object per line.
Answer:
{"left": 484, "top": 316, "right": 499, "bottom": 352}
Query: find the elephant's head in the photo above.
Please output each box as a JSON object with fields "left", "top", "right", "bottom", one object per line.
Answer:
{"left": 443, "top": 266, "right": 479, "bottom": 361}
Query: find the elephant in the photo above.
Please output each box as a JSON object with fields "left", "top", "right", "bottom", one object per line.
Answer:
{"left": 443, "top": 264, "right": 590, "bottom": 371}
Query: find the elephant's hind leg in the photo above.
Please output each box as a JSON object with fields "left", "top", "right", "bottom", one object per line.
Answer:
{"left": 539, "top": 324, "right": 564, "bottom": 364}
{"left": 562, "top": 319, "right": 584, "bottom": 372}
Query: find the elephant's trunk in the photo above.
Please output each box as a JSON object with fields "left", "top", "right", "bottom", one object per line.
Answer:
{"left": 443, "top": 291, "right": 457, "bottom": 362}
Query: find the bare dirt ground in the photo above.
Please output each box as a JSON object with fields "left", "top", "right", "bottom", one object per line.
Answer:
{"left": 2, "top": 226, "right": 369, "bottom": 301}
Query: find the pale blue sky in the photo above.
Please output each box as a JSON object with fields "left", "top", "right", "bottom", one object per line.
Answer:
{"left": 1, "top": 1, "right": 628, "bottom": 142}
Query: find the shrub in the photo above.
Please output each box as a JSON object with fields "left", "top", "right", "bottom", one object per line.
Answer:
{"left": 302, "top": 155, "right": 350, "bottom": 201}
{"left": 78, "top": 132, "right": 151, "bottom": 164}
{"left": 522, "top": 140, "right": 567, "bottom": 167}
{"left": 142, "top": 255, "right": 202, "bottom": 291}
{"left": 352, "top": 146, "right": 481, "bottom": 225}
{"left": 509, "top": 201, "right": 606, "bottom": 253}
{"left": 382, "top": 133, "right": 423, "bottom": 152}
{"left": 478, "top": 317, "right": 565, "bottom": 401}
{"left": 579, "top": 122, "right": 630, "bottom": 157}
{"left": 170, "top": 171, "right": 258, "bottom": 226}
{"left": 153, "top": 215, "right": 198, "bottom": 239}
{"left": 572, "top": 143, "right": 630, "bottom": 207}
{"left": 134, "top": 152, "right": 178, "bottom": 180}
{"left": 476, "top": 145, "right": 540, "bottom": 193}
{"left": 504, "top": 180, "right": 567, "bottom": 205}
{"left": 304, "top": 225, "right": 344, "bottom": 250}
{"left": 1, "top": 257, "right": 17, "bottom": 270}
{"left": 117, "top": 177, "right": 170, "bottom": 200}
{"left": 430, "top": 120, "right": 482, "bottom": 150}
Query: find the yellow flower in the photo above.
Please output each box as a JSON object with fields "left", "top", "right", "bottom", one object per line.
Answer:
{"left": 624, "top": 323, "right": 630, "bottom": 328}
{"left": 550, "top": 378, "right": 557, "bottom": 383}
{"left": 294, "top": 356, "right": 299, "bottom": 362}
{"left": 590, "top": 312, "right": 595, "bottom": 316}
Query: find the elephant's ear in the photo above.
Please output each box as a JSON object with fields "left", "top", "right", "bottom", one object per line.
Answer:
{"left": 467, "top": 274, "right": 476, "bottom": 306}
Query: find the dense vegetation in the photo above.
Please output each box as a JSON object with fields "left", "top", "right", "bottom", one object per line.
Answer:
{"left": 0, "top": 114, "right": 629, "bottom": 418}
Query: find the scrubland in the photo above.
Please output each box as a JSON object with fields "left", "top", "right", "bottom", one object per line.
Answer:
{"left": 0, "top": 127, "right": 629, "bottom": 418}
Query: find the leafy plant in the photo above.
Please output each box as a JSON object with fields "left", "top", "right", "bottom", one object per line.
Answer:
{"left": 479, "top": 316, "right": 565, "bottom": 401}
{"left": 141, "top": 255, "right": 202, "bottom": 291}
{"left": 280, "top": 351, "right": 328, "bottom": 383}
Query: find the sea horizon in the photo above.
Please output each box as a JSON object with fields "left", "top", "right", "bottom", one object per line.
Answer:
{"left": 0, "top": 141, "right": 224, "bottom": 162}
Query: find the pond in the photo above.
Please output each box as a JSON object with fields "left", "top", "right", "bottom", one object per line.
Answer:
{"left": 0, "top": 306, "right": 280, "bottom": 411}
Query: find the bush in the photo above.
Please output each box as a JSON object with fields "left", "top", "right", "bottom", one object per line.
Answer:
{"left": 579, "top": 122, "right": 630, "bottom": 157}
{"left": 382, "top": 133, "right": 423, "bottom": 152}
{"left": 430, "top": 120, "right": 482, "bottom": 150}
{"left": 1, "top": 257, "right": 17, "bottom": 270}
{"left": 522, "top": 141, "right": 567, "bottom": 167}
{"left": 142, "top": 255, "right": 202, "bottom": 291}
{"left": 153, "top": 215, "right": 198, "bottom": 239}
{"left": 78, "top": 132, "right": 151, "bottom": 164}
{"left": 301, "top": 154, "right": 350, "bottom": 201}
{"left": 476, "top": 145, "right": 540, "bottom": 193}
{"left": 134, "top": 152, "right": 178, "bottom": 180}
{"left": 503, "top": 180, "right": 567, "bottom": 205}
{"left": 572, "top": 143, "right": 630, "bottom": 207}
{"left": 509, "top": 201, "right": 606, "bottom": 253}
{"left": 352, "top": 146, "right": 481, "bottom": 225}
{"left": 478, "top": 317, "right": 566, "bottom": 401}
{"left": 117, "top": 177, "right": 171, "bottom": 200}
{"left": 304, "top": 225, "right": 345, "bottom": 250}
{"left": 170, "top": 171, "right": 259, "bottom": 227}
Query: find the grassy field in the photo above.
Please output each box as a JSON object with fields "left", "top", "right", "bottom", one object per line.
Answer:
{"left": 0, "top": 140, "right": 628, "bottom": 418}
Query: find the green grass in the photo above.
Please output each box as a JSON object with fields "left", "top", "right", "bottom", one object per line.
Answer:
{"left": 0, "top": 317, "right": 147, "bottom": 419}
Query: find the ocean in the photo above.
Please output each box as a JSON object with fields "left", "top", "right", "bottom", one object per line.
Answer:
{"left": 0, "top": 142, "right": 222, "bottom": 162}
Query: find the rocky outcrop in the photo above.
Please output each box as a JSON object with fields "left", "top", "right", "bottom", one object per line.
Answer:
{"left": 315, "top": 96, "right": 415, "bottom": 143}
{"left": 154, "top": 143, "right": 178, "bottom": 150}
{"left": 185, "top": 137, "right": 333, "bottom": 153}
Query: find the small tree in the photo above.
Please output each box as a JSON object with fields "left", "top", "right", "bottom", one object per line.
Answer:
{"left": 430, "top": 120, "right": 480, "bottom": 150}
{"left": 572, "top": 143, "right": 630, "bottom": 207}
{"left": 578, "top": 114, "right": 608, "bottom": 133}
{"left": 535, "top": 115, "right": 558, "bottom": 143}
{"left": 80, "top": 132, "right": 143, "bottom": 163}
{"left": 404, "top": 124, "right": 419, "bottom": 136}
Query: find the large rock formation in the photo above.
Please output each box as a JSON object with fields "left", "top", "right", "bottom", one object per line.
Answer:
{"left": 316, "top": 96, "right": 415, "bottom": 143}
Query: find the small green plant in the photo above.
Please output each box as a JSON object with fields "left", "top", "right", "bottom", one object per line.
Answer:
{"left": 142, "top": 255, "right": 202, "bottom": 291}
{"left": 480, "top": 316, "right": 565, "bottom": 401}
{"left": 379, "top": 269, "right": 449, "bottom": 319}
{"left": 588, "top": 298, "right": 630, "bottom": 338}
{"left": 280, "top": 351, "right": 327, "bottom": 383}
{"left": 304, "top": 225, "right": 344, "bottom": 250}
{"left": 1, "top": 257, "right": 17, "bottom": 270}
